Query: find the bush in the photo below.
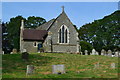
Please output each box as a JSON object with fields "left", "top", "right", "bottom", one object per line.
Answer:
{"left": 80, "top": 41, "right": 93, "bottom": 53}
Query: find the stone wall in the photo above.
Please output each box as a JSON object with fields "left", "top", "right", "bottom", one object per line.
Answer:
{"left": 23, "top": 41, "right": 42, "bottom": 53}
{"left": 52, "top": 44, "right": 77, "bottom": 53}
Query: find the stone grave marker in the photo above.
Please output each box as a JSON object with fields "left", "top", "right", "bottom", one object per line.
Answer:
{"left": 111, "top": 55, "right": 115, "bottom": 57}
{"left": 101, "top": 49, "right": 105, "bottom": 55}
{"left": 111, "top": 63, "right": 116, "bottom": 69}
{"left": 85, "top": 50, "right": 88, "bottom": 55}
{"left": 21, "top": 52, "right": 29, "bottom": 61}
{"left": 12, "top": 48, "right": 17, "bottom": 54}
{"left": 52, "top": 64, "right": 65, "bottom": 74}
{"left": 2, "top": 51, "right": 4, "bottom": 55}
{"left": 94, "top": 62, "right": 100, "bottom": 69}
{"left": 115, "top": 51, "right": 119, "bottom": 57}
{"left": 96, "top": 51, "right": 99, "bottom": 55}
{"left": 107, "top": 50, "right": 112, "bottom": 57}
{"left": 80, "top": 52, "right": 83, "bottom": 55}
{"left": 26, "top": 65, "right": 34, "bottom": 75}
{"left": 92, "top": 49, "right": 96, "bottom": 55}
{"left": 104, "top": 50, "right": 107, "bottom": 56}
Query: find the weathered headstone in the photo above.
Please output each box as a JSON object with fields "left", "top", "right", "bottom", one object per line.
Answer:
{"left": 111, "top": 63, "right": 115, "bottom": 69}
{"left": 101, "top": 49, "right": 105, "bottom": 55}
{"left": 80, "top": 52, "right": 83, "bottom": 55}
{"left": 52, "top": 64, "right": 65, "bottom": 74}
{"left": 21, "top": 52, "right": 29, "bottom": 61}
{"left": 92, "top": 49, "right": 96, "bottom": 55}
{"left": 96, "top": 51, "right": 99, "bottom": 55}
{"left": 26, "top": 65, "right": 34, "bottom": 75}
{"left": 104, "top": 50, "right": 107, "bottom": 56}
{"left": 94, "top": 62, "right": 100, "bottom": 69}
{"left": 84, "top": 50, "right": 88, "bottom": 55}
{"left": 12, "top": 48, "right": 17, "bottom": 54}
{"left": 2, "top": 51, "right": 4, "bottom": 55}
{"left": 111, "top": 55, "right": 115, "bottom": 57}
{"left": 115, "top": 51, "right": 119, "bottom": 57}
{"left": 107, "top": 50, "right": 112, "bottom": 57}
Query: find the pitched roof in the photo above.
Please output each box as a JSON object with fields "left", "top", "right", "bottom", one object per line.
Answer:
{"left": 23, "top": 29, "right": 47, "bottom": 41}
{"left": 47, "top": 11, "right": 69, "bottom": 31}
{"left": 36, "top": 19, "right": 55, "bottom": 30}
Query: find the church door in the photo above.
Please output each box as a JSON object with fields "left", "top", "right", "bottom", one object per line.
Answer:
{"left": 38, "top": 43, "right": 42, "bottom": 52}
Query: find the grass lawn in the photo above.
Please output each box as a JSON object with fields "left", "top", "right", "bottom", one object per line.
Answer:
{"left": 2, "top": 53, "right": 118, "bottom": 78}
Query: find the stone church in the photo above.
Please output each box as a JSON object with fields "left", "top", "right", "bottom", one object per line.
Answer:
{"left": 20, "top": 7, "right": 80, "bottom": 53}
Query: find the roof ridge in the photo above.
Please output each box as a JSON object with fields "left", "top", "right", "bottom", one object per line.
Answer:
{"left": 47, "top": 11, "right": 65, "bottom": 31}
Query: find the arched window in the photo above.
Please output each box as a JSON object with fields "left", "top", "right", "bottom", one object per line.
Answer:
{"left": 58, "top": 25, "right": 69, "bottom": 43}
{"left": 62, "top": 26, "right": 64, "bottom": 43}
{"left": 33, "top": 42, "right": 37, "bottom": 47}
{"left": 59, "top": 29, "right": 61, "bottom": 43}
{"left": 65, "top": 29, "right": 68, "bottom": 43}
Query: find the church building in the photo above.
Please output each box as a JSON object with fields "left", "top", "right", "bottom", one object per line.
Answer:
{"left": 20, "top": 7, "right": 80, "bottom": 53}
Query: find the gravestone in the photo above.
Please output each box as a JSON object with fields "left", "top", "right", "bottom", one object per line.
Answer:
{"left": 94, "top": 62, "right": 100, "bottom": 69}
{"left": 80, "top": 52, "right": 83, "bottom": 55}
{"left": 26, "top": 65, "right": 34, "bottom": 75}
{"left": 12, "top": 48, "right": 17, "bottom": 54}
{"left": 104, "top": 50, "right": 107, "bottom": 56}
{"left": 52, "top": 64, "right": 65, "bottom": 74}
{"left": 111, "top": 55, "right": 115, "bottom": 57}
{"left": 92, "top": 49, "right": 96, "bottom": 55}
{"left": 111, "top": 63, "right": 115, "bottom": 69}
{"left": 96, "top": 51, "right": 99, "bottom": 55}
{"left": 101, "top": 49, "right": 105, "bottom": 55}
{"left": 21, "top": 52, "right": 29, "bottom": 61}
{"left": 2, "top": 51, "right": 4, "bottom": 55}
{"left": 115, "top": 51, "right": 119, "bottom": 57}
{"left": 107, "top": 50, "right": 112, "bottom": 57}
{"left": 118, "top": 51, "right": 120, "bottom": 57}
{"left": 84, "top": 50, "right": 88, "bottom": 55}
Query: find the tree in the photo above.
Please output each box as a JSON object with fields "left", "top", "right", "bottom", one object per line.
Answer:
{"left": 78, "top": 10, "right": 120, "bottom": 52}
{"left": 6, "top": 16, "right": 25, "bottom": 51}
{"left": 25, "top": 16, "right": 46, "bottom": 29}
{"left": 5, "top": 15, "right": 46, "bottom": 52}
{"left": 80, "top": 41, "right": 93, "bottom": 54}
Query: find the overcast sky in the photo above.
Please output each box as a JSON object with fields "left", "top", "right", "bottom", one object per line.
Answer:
{"left": 2, "top": 2, "right": 118, "bottom": 28}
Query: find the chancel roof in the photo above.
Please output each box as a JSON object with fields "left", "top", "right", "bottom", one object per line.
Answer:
{"left": 23, "top": 29, "right": 47, "bottom": 41}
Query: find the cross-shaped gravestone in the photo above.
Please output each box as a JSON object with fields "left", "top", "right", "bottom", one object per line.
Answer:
{"left": 52, "top": 64, "right": 65, "bottom": 74}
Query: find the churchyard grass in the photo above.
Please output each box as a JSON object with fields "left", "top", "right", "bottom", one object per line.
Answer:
{"left": 2, "top": 53, "right": 118, "bottom": 78}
